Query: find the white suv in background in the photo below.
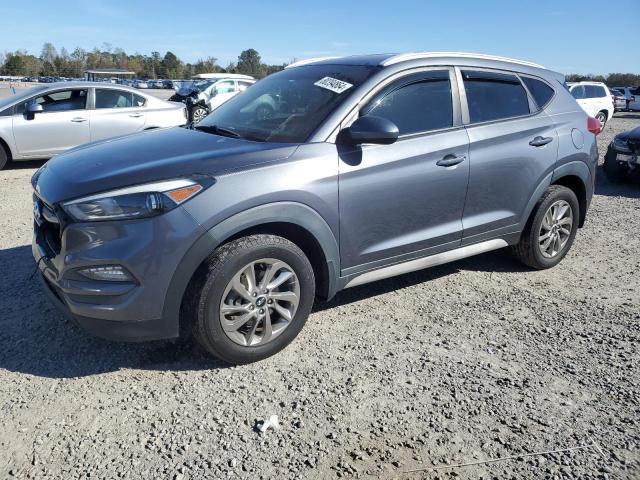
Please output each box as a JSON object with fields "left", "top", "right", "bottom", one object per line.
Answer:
{"left": 567, "top": 81, "right": 614, "bottom": 130}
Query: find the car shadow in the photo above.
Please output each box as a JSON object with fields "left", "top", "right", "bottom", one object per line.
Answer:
{"left": 594, "top": 164, "right": 640, "bottom": 198}
{"left": 7, "top": 159, "right": 46, "bottom": 170}
{"left": 1, "top": 243, "right": 524, "bottom": 379}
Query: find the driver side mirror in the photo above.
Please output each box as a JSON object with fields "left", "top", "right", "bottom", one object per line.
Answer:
{"left": 341, "top": 115, "right": 399, "bottom": 146}
{"left": 25, "top": 102, "right": 43, "bottom": 120}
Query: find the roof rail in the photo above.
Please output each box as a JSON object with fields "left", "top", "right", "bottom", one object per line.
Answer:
{"left": 381, "top": 52, "right": 545, "bottom": 69}
{"left": 285, "top": 56, "right": 340, "bottom": 69}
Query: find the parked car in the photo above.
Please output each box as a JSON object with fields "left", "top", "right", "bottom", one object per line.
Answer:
{"left": 31, "top": 53, "right": 598, "bottom": 363}
{"left": 0, "top": 82, "right": 187, "bottom": 169}
{"left": 133, "top": 80, "right": 149, "bottom": 89}
{"left": 567, "top": 81, "right": 614, "bottom": 129}
{"left": 169, "top": 74, "right": 255, "bottom": 124}
{"left": 162, "top": 80, "right": 175, "bottom": 89}
{"left": 610, "top": 88, "right": 627, "bottom": 112}
{"left": 603, "top": 126, "right": 640, "bottom": 182}
{"left": 611, "top": 86, "right": 638, "bottom": 111}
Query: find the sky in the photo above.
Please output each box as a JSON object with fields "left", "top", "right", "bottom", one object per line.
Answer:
{"left": 1, "top": 0, "right": 638, "bottom": 74}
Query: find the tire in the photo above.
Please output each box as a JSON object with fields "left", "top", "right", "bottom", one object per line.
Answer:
{"left": 191, "top": 105, "right": 209, "bottom": 124}
{"left": 191, "top": 234, "right": 315, "bottom": 364}
{"left": 603, "top": 150, "right": 627, "bottom": 183}
{"left": 0, "top": 143, "right": 9, "bottom": 170}
{"left": 512, "top": 185, "right": 579, "bottom": 270}
{"left": 595, "top": 110, "right": 607, "bottom": 129}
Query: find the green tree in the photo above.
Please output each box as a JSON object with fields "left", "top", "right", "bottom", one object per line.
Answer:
{"left": 236, "top": 49, "right": 266, "bottom": 78}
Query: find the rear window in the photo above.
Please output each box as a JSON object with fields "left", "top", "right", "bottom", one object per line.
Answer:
{"left": 521, "top": 77, "right": 555, "bottom": 109}
{"left": 462, "top": 70, "right": 530, "bottom": 123}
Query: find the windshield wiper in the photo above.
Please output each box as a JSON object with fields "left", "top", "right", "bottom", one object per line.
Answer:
{"left": 193, "top": 124, "right": 241, "bottom": 139}
{"left": 193, "top": 124, "right": 266, "bottom": 142}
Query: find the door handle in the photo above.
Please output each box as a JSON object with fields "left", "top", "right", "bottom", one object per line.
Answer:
{"left": 436, "top": 154, "right": 466, "bottom": 167}
{"left": 129, "top": 113, "right": 144, "bottom": 118}
{"left": 70, "top": 117, "right": 87, "bottom": 123}
{"left": 529, "top": 136, "right": 553, "bottom": 147}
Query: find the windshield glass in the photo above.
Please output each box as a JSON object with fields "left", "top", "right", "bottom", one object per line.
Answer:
{"left": 179, "top": 80, "right": 214, "bottom": 93}
{"left": 197, "top": 64, "right": 379, "bottom": 143}
{"left": 0, "top": 85, "right": 48, "bottom": 111}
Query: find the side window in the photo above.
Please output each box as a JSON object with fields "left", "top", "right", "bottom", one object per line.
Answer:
{"left": 95, "top": 89, "right": 134, "bottom": 109}
{"left": 133, "top": 94, "right": 146, "bottom": 107}
{"left": 583, "top": 85, "right": 606, "bottom": 98}
{"left": 18, "top": 89, "right": 88, "bottom": 113}
{"left": 462, "top": 70, "right": 530, "bottom": 123}
{"left": 522, "top": 76, "right": 555, "bottom": 109}
{"left": 362, "top": 71, "right": 453, "bottom": 135}
{"left": 238, "top": 81, "right": 253, "bottom": 92}
{"left": 570, "top": 86, "right": 585, "bottom": 99}
{"left": 215, "top": 80, "right": 235, "bottom": 94}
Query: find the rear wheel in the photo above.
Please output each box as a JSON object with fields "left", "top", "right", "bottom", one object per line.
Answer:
{"left": 191, "top": 234, "right": 315, "bottom": 364}
{"left": 512, "top": 185, "right": 579, "bottom": 269}
{"left": 595, "top": 111, "right": 607, "bottom": 129}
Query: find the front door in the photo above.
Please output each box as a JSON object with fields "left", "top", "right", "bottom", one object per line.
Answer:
{"left": 208, "top": 80, "right": 238, "bottom": 111}
{"left": 12, "top": 88, "right": 90, "bottom": 158}
{"left": 338, "top": 69, "right": 470, "bottom": 273}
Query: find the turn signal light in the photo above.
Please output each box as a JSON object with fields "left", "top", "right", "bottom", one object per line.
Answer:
{"left": 587, "top": 116, "right": 601, "bottom": 135}
{"left": 165, "top": 184, "right": 203, "bottom": 204}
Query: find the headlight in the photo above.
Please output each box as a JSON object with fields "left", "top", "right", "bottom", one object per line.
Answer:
{"left": 612, "top": 137, "right": 631, "bottom": 153}
{"left": 62, "top": 177, "right": 213, "bottom": 222}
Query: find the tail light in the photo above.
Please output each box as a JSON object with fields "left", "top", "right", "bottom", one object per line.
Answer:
{"left": 587, "top": 116, "right": 601, "bottom": 135}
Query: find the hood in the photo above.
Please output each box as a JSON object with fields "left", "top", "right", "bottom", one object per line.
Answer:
{"left": 33, "top": 127, "right": 298, "bottom": 204}
{"left": 617, "top": 126, "right": 640, "bottom": 142}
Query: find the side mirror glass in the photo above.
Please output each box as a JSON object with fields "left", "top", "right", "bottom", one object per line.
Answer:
{"left": 342, "top": 115, "right": 399, "bottom": 146}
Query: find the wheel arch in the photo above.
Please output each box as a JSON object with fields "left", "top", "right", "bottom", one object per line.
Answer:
{"left": 162, "top": 202, "right": 340, "bottom": 336}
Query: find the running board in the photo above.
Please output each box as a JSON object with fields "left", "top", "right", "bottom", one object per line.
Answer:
{"left": 345, "top": 239, "right": 509, "bottom": 288}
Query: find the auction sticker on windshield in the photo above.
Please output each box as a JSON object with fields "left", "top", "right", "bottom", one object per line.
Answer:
{"left": 314, "top": 77, "right": 353, "bottom": 94}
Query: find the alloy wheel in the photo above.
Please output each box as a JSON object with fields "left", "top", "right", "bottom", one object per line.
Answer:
{"left": 219, "top": 258, "right": 300, "bottom": 346}
{"left": 192, "top": 107, "right": 207, "bottom": 124}
{"left": 538, "top": 200, "right": 573, "bottom": 258}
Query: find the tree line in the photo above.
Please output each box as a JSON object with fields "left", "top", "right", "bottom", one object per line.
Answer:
{"left": 564, "top": 73, "right": 639, "bottom": 87}
{"left": 0, "top": 43, "right": 287, "bottom": 79}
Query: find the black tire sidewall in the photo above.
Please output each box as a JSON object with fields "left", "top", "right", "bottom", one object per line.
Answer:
{"left": 528, "top": 188, "right": 579, "bottom": 269}
{"left": 198, "top": 240, "right": 315, "bottom": 364}
{"left": 0, "top": 146, "right": 8, "bottom": 170}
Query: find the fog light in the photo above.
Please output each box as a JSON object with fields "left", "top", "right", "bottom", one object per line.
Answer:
{"left": 77, "top": 265, "right": 134, "bottom": 282}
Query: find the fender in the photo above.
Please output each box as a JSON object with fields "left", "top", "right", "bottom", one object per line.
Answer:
{"left": 518, "top": 160, "right": 591, "bottom": 233}
{"left": 161, "top": 202, "right": 341, "bottom": 329}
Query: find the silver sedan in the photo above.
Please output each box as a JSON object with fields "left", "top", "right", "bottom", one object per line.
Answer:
{"left": 0, "top": 82, "right": 187, "bottom": 169}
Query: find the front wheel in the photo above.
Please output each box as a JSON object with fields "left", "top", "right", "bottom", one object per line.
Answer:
{"left": 512, "top": 185, "right": 579, "bottom": 269}
{"left": 191, "top": 235, "right": 315, "bottom": 364}
{"left": 191, "top": 105, "right": 209, "bottom": 124}
{"left": 0, "top": 144, "right": 8, "bottom": 170}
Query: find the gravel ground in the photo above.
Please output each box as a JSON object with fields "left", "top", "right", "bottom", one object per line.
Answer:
{"left": 0, "top": 114, "right": 639, "bottom": 480}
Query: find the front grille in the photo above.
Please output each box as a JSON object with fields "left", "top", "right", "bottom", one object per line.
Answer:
{"left": 34, "top": 196, "right": 62, "bottom": 257}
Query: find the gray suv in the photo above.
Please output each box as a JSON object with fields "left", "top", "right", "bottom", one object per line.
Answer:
{"left": 32, "top": 53, "right": 599, "bottom": 364}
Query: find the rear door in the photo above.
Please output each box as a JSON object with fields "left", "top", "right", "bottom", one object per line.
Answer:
{"left": 12, "top": 88, "right": 90, "bottom": 157}
{"left": 89, "top": 88, "right": 147, "bottom": 141}
{"left": 459, "top": 69, "right": 559, "bottom": 244}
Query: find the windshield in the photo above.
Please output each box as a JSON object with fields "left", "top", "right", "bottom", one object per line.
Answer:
{"left": 197, "top": 64, "right": 379, "bottom": 143}
{"left": 0, "top": 85, "right": 48, "bottom": 112}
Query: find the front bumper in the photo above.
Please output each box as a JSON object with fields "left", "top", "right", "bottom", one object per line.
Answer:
{"left": 32, "top": 200, "right": 206, "bottom": 342}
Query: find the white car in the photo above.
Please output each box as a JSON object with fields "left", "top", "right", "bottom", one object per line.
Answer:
{"left": 567, "top": 81, "right": 614, "bottom": 130}
{"left": 0, "top": 82, "right": 187, "bottom": 169}
{"left": 169, "top": 74, "right": 256, "bottom": 123}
